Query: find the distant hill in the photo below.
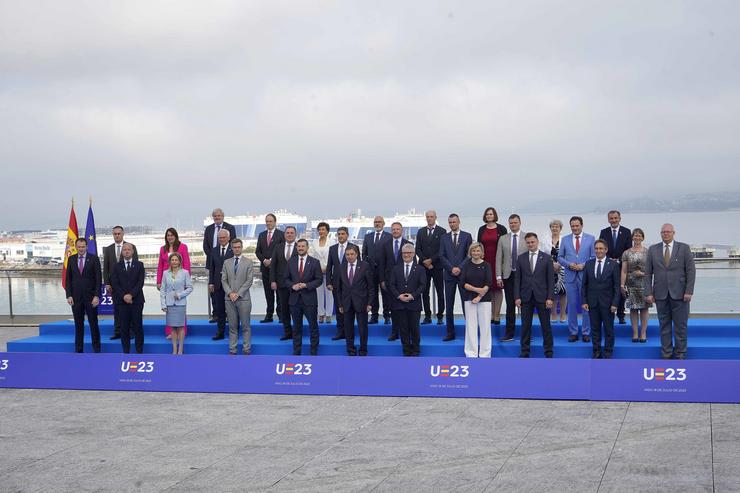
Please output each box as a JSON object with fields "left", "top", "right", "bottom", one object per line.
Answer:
{"left": 523, "top": 192, "right": 740, "bottom": 214}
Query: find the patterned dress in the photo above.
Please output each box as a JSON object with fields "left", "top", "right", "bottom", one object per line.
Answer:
{"left": 621, "top": 248, "right": 650, "bottom": 310}
{"left": 550, "top": 240, "right": 566, "bottom": 296}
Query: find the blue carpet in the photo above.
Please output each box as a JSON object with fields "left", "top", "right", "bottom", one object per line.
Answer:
{"left": 7, "top": 318, "right": 740, "bottom": 359}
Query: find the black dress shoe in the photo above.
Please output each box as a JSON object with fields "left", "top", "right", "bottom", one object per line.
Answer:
{"left": 545, "top": 353, "right": 553, "bottom": 358}
{"left": 492, "top": 319, "right": 501, "bottom": 325}
{"left": 582, "top": 335, "right": 591, "bottom": 343}
{"left": 212, "top": 334, "right": 225, "bottom": 341}
{"left": 437, "top": 318, "right": 444, "bottom": 325}
{"left": 358, "top": 350, "right": 368, "bottom": 356}
{"left": 500, "top": 337, "right": 514, "bottom": 343}
{"left": 592, "top": 353, "right": 601, "bottom": 359}
{"left": 280, "top": 334, "right": 292, "bottom": 341}
{"left": 442, "top": 335, "right": 455, "bottom": 342}
{"left": 639, "top": 338, "right": 647, "bottom": 343}
{"left": 384, "top": 319, "right": 392, "bottom": 325}
{"left": 568, "top": 335, "right": 578, "bottom": 342}
{"left": 331, "top": 334, "right": 345, "bottom": 341}
{"left": 110, "top": 334, "right": 121, "bottom": 340}
{"left": 519, "top": 353, "right": 530, "bottom": 358}
{"left": 422, "top": 317, "right": 433, "bottom": 324}
{"left": 388, "top": 335, "right": 398, "bottom": 341}
{"left": 208, "top": 317, "right": 217, "bottom": 323}
{"left": 369, "top": 317, "right": 379, "bottom": 324}
{"left": 260, "top": 317, "right": 274, "bottom": 323}
{"left": 618, "top": 318, "right": 626, "bottom": 325}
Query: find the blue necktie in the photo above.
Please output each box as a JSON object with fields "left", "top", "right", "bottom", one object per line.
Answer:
{"left": 612, "top": 229, "right": 617, "bottom": 248}
{"left": 394, "top": 240, "right": 399, "bottom": 260}
{"left": 597, "top": 260, "right": 603, "bottom": 278}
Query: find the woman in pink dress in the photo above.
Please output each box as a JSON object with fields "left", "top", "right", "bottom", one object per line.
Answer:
{"left": 157, "top": 228, "right": 191, "bottom": 338}
{"left": 476, "top": 207, "right": 508, "bottom": 324}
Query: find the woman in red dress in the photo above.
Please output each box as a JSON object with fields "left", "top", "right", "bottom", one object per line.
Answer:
{"left": 156, "top": 228, "right": 191, "bottom": 338}
{"left": 476, "top": 207, "right": 508, "bottom": 324}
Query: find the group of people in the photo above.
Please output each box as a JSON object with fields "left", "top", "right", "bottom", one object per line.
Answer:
{"left": 65, "top": 207, "right": 696, "bottom": 360}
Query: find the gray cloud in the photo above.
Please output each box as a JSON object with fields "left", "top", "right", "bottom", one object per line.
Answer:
{"left": 1, "top": 0, "right": 739, "bottom": 230}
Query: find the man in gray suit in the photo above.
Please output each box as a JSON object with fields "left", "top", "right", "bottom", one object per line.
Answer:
{"left": 645, "top": 224, "right": 696, "bottom": 359}
{"left": 496, "top": 214, "right": 528, "bottom": 342}
{"left": 221, "top": 239, "right": 254, "bottom": 355}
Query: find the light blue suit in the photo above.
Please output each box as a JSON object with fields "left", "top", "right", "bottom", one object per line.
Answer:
{"left": 558, "top": 233, "right": 596, "bottom": 335}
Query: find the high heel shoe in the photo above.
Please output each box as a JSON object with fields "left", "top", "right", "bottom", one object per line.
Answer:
{"left": 632, "top": 338, "right": 638, "bottom": 343}
{"left": 639, "top": 338, "right": 647, "bottom": 343}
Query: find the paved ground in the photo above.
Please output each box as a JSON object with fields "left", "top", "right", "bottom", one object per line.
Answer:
{"left": 1, "top": 327, "right": 739, "bottom": 492}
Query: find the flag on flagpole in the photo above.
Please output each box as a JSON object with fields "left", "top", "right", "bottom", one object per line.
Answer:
{"left": 61, "top": 200, "right": 79, "bottom": 289}
{"left": 84, "top": 198, "right": 98, "bottom": 257}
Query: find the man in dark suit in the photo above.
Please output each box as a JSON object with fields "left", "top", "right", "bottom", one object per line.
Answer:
{"left": 65, "top": 238, "right": 102, "bottom": 353}
{"left": 514, "top": 233, "right": 555, "bottom": 358}
{"left": 103, "top": 225, "right": 138, "bottom": 340}
{"left": 438, "top": 213, "right": 472, "bottom": 341}
{"left": 645, "top": 223, "right": 696, "bottom": 360}
{"left": 362, "top": 215, "right": 391, "bottom": 324}
{"left": 599, "top": 210, "right": 632, "bottom": 324}
{"left": 326, "top": 226, "right": 356, "bottom": 341}
{"left": 110, "top": 243, "right": 145, "bottom": 354}
{"left": 284, "top": 239, "right": 324, "bottom": 356}
{"left": 255, "top": 213, "right": 284, "bottom": 323}
{"left": 388, "top": 243, "right": 427, "bottom": 356}
{"left": 336, "top": 245, "right": 375, "bottom": 356}
{"left": 379, "top": 222, "right": 412, "bottom": 340}
{"left": 416, "top": 210, "right": 446, "bottom": 325}
{"left": 207, "top": 228, "right": 234, "bottom": 340}
{"left": 270, "top": 226, "right": 298, "bottom": 340}
{"left": 203, "top": 208, "right": 237, "bottom": 322}
{"left": 581, "top": 239, "right": 621, "bottom": 359}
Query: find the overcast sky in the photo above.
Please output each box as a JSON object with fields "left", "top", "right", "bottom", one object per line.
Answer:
{"left": 1, "top": 0, "right": 739, "bottom": 230}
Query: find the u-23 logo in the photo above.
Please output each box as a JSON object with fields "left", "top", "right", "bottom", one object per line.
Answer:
{"left": 275, "top": 363, "right": 312, "bottom": 376}
{"left": 430, "top": 365, "right": 469, "bottom": 378}
{"left": 0, "top": 359, "right": 8, "bottom": 371}
{"left": 121, "top": 361, "right": 155, "bottom": 373}
{"left": 643, "top": 368, "right": 686, "bottom": 381}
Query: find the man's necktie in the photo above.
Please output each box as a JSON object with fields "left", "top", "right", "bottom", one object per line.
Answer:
{"left": 428, "top": 228, "right": 434, "bottom": 237}
{"left": 612, "top": 229, "right": 618, "bottom": 248}
{"left": 511, "top": 234, "right": 518, "bottom": 271}
{"left": 597, "top": 259, "right": 603, "bottom": 278}
{"left": 234, "top": 257, "right": 239, "bottom": 274}
{"left": 453, "top": 232, "right": 458, "bottom": 248}
{"left": 375, "top": 232, "right": 380, "bottom": 244}
{"left": 405, "top": 263, "right": 410, "bottom": 280}
{"left": 575, "top": 235, "right": 581, "bottom": 254}
{"left": 116, "top": 244, "right": 121, "bottom": 261}
{"left": 339, "top": 244, "right": 345, "bottom": 262}
{"left": 664, "top": 244, "right": 670, "bottom": 267}
{"left": 299, "top": 257, "right": 304, "bottom": 279}
{"left": 126, "top": 261, "right": 131, "bottom": 272}
{"left": 530, "top": 252, "right": 536, "bottom": 272}
{"left": 221, "top": 246, "right": 226, "bottom": 258}
{"left": 215, "top": 224, "right": 221, "bottom": 247}
{"left": 78, "top": 256, "right": 84, "bottom": 273}
{"left": 267, "top": 230, "right": 272, "bottom": 246}
{"left": 394, "top": 240, "right": 399, "bottom": 260}
{"left": 286, "top": 244, "right": 292, "bottom": 260}
{"left": 348, "top": 263, "right": 355, "bottom": 286}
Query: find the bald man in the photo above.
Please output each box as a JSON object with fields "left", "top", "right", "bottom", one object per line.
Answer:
{"left": 415, "top": 210, "right": 446, "bottom": 325}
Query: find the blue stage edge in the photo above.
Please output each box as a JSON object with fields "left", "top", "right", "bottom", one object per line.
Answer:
{"left": 2, "top": 352, "right": 740, "bottom": 404}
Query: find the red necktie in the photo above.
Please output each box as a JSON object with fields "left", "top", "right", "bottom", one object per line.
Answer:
{"left": 299, "top": 257, "right": 304, "bottom": 279}
{"left": 267, "top": 230, "right": 272, "bottom": 246}
{"left": 575, "top": 235, "right": 581, "bottom": 254}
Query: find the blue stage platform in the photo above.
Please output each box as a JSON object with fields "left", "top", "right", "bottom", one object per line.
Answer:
{"left": 7, "top": 318, "right": 740, "bottom": 359}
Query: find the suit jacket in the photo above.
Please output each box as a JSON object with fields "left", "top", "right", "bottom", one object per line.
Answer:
{"left": 207, "top": 244, "right": 234, "bottom": 287}
{"left": 335, "top": 260, "right": 376, "bottom": 311}
{"left": 221, "top": 255, "right": 254, "bottom": 300}
{"left": 65, "top": 253, "right": 102, "bottom": 302}
{"left": 255, "top": 228, "right": 284, "bottom": 274}
{"left": 284, "top": 255, "right": 324, "bottom": 306}
{"left": 379, "top": 237, "right": 412, "bottom": 283}
{"left": 644, "top": 241, "right": 696, "bottom": 300}
{"left": 599, "top": 225, "right": 632, "bottom": 261}
{"left": 160, "top": 269, "right": 193, "bottom": 308}
{"left": 558, "top": 233, "right": 596, "bottom": 283}
{"left": 514, "top": 251, "right": 555, "bottom": 304}
{"left": 110, "top": 259, "right": 145, "bottom": 305}
{"left": 103, "top": 242, "right": 138, "bottom": 286}
{"left": 270, "top": 241, "right": 298, "bottom": 288}
{"left": 203, "top": 222, "right": 237, "bottom": 257}
{"left": 388, "top": 262, "right": 427, "bottom": 311}
{"left": 361, "top": 230, "right": 391, "bottom": 271}
{"left": 415, "top": 225, "right": 446, "bottom": 270}
{"left": 581, "top": 258, "right": 621, "bottom": 308}
{"left": 326, "top": 242, "right": 357, "bottom": 289}
{"left": 496, "top": 231, "right": 529, "bottom": 280}
{"left": 439, "top": 230, "right": 472, "bottom": 281}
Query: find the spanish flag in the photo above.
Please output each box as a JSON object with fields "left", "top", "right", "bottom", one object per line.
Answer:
{"left": 61, "top": 201, "right": 79, "bottom": 289}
